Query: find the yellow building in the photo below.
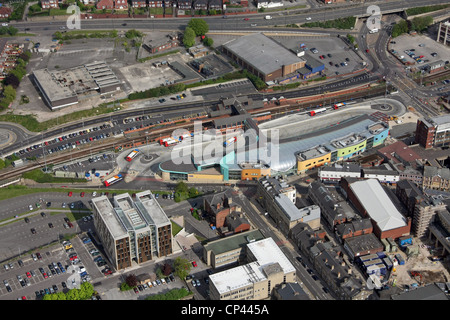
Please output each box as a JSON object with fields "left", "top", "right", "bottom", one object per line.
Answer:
{"left": 297, "top": 146, "right": 331, "bottom": 174}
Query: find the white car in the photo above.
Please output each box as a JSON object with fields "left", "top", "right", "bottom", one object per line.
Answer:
{"left": 29, "top": 205, "right": 33, "bottom": 211}
{"left": 306, "top": 17, "right": 311, "bottom": 20}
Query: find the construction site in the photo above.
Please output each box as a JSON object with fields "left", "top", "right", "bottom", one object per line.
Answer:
{"left": 379, "top": 236, "right": 449, "bottom": 292}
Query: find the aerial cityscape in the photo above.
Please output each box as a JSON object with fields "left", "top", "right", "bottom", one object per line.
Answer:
{"left": 0, "top": 0, "right": 449, "bottom": 306}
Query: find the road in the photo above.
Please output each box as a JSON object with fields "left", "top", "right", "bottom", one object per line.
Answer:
{"left": 12, "top": 0, "right": 447, "bottom": 34}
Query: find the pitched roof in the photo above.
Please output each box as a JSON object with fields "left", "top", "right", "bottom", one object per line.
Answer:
{"left": 349, "top": 179, "right": 407, "bottom": 231}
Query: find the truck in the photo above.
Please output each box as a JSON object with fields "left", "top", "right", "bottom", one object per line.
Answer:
{"left": 265, "top": 15, "right": 272, "bottom": 20}
{"left": 309, "top": 108, "right": 326, "bottom": 116}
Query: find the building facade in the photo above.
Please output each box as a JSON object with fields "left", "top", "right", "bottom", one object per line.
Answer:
{"left": 436, "top": 21, "right": 450, "bottom": 46}
{"left": 91, "top": 191, "right": 172, "bottom": 270}
{"left": 414, "top": 115, "right": 450, "bottom": 149}
{"left": 208, "top": 238, "right": 296, "bottom": 300}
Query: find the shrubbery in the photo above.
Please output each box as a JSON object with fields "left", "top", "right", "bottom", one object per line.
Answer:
{"left": 301, "top": 16, "right": 356, "bottom": 30}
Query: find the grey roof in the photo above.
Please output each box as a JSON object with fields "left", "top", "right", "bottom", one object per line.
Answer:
{"left": 275, "top": 194, "right": 320, "bottom": 222}
{"left": 391, "top": 283, "right": 449, "bottom": 300}
{"left": 222, "top": 33, "right": 305, "bottom": 76}
{"left": 349, "top": 179, "right": 407, "bottom": 231}
{"left": 423, "top": 166, "right": 450, "bottom": 179}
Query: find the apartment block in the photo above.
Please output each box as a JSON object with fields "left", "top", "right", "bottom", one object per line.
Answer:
{"left": 91, "top": 191, "right": 172, "bottom": 270}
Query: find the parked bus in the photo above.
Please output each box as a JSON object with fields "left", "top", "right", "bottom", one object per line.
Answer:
{"left": 309, "top": 108, "right": 326, "bottom": 116}
{"left": 333, "top": 102, "right": 346, "bottom": 109}
{"left": 125, "top": 149, "right": 140, "bottom": 162}
{"left": 164, "top": 138, "right": 178, "bottom": 147}
{"left": 224, "top": 136, "right": 237, "bottom": 147}
{"left": 104, "top": 174, "right": 123, "bottom": 187}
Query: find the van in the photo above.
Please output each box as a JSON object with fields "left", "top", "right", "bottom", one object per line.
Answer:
{"left": 265, "top": 15, "right": 272, "bottom": 20}
{"left": 368, "top": 28, "right": 378, "bottom": 34}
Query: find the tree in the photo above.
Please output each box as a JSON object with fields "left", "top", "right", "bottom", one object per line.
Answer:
{"left": 203, "top": 36, "right": 214, "bottom": 47}
{"left": 3, "top": 85, "right": 16, "bottom": 102}
{"left": 391, "top": 19, "right": 409, "bottom": 38}
{"left": 175, "top": 181, "right": 189, "bottom": 195}
{"left": 162, "top": 262, "right": 173, "bottom": 276}
{"left": 3, "top": 74, "right": 20, "bottom": 89}
{"left": 183, "top": 26, "right": 196, "bottom": 48}
{"left": 125, "top": 274, "right": 138, "bottom": 288}
{"left": 173, "top": 257, "right": 191, "bottom": 280}
{"left": 187, "top": 18, "right": 209, "bottom": 36}
{"left": 411, "top": 16, "right": 433, "bottom": 32}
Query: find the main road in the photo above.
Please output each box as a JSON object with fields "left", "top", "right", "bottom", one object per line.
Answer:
{"left": 11, "top": 0, "right": 448, "bottom": 34}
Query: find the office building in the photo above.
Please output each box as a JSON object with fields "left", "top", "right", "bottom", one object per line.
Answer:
{"left": 209, "top": 237, "right": 296, "bottom": 300}
{"left": 414, "top": 115, "right": 450, "bottom": 149}
{"left": 91, "top": 191, "right": 172, "bottom": 270}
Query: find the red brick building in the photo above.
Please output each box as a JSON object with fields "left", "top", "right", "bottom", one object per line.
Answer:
{"left": 96, "top": 0, "right": 114, "bottom": 10}
{"left": 203, "top": 189, "right": 240, "bottom": 229}
{"left": 115, "top": 0, "right": 128, "bottom": 10}
{"left": 0, "top": 6, "right": 12, "bottom": 19}
{"left": 340, "top": 178, "right": 411, "bottom": 240}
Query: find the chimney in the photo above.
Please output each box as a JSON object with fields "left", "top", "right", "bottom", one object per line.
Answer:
{"left": 331, "top": 265, "right": 334, "bottom": 271}
{"left": 337, "top": 272, "right": 341, "bottom": 278}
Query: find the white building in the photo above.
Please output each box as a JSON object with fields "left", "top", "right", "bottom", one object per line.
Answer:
{"left": 209, "top": 237, "right": 296, "bottom": 300}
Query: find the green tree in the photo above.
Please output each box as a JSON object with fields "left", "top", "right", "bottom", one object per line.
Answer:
{"left": 79, "top": 282, "right": 94, "bottom": 299}
{"left": 391, "top": 19, "right": 409, "bottom": 38}
{"left": 183, "top": 26, "right": 196, "bottom": 48}
{"left": 175, "top": 181, "right": 189, "bottom": 194}
{"left": 174, "top": 257, "right": 191, "bottom": 280}
{"left": 3, "top": 85, "right": 16, "bottom": 102}
{"left": 187, "top": 18, "right": 209, "bottom": 36}
{"left": 203, "top": 36, "right": 214, "bottom": 47}
{"left": 411, "top": 16, "right": 433, "bottom": 32}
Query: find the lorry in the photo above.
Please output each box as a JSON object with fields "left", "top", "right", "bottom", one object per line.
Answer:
{"left": 265, "top": 15, "right": 272, "bottom": 20}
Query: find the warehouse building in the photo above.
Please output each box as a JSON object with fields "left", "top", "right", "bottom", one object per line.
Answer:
{"left": 340, "top": 178, "right": 411, "bottom": 240}
{"left": 222, "top": 33, "right": 306, "bottom": 82}
{"left": 33, "top": 61, "right": 121, "bottom": 110}
{"left": 91, "top": 191, "right": 172, "bottom": 270}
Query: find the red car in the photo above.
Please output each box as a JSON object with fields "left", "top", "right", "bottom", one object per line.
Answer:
{"left": 366, "top": 49, "right": 370, "bottom": 53}
{"left": 244, "top": 18, "right": 249, "bottom": 21}
{"left": 26, "top": 272, "right": 32, "bottom": 278}
{"left": 103, "top": 269, "right": 112, "bottom": 275}
{"left": 43, "top": 273, "right": 48, "bottom": 279}
{"left": 68, "top": 191, "right": 73, "bottom": 197}
{"left": 80, "top": 192, "right": 85, "bottom": 197}
{"left": 70, "top": 255, "right": 78, "bottom": 261}
{"left": 192, "top": 261, "right": 197, "bottom": 267}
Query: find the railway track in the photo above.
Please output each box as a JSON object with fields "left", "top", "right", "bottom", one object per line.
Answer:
{"left": 0, "top": 84, "right": 387, "bottom": 182}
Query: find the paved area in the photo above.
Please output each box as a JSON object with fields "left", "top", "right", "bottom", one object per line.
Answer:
{"left": 259, "top": 97, "right": 407, "bottom": 140}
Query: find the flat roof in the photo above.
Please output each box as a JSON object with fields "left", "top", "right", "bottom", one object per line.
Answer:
{"left": 209, "top": 238, "right": 295, "bottom": 295}
{"left": 33, "top": 61, "right": 119, "bottom": 103}
{"left": 203, "top": 229, "right": 265, "bottom": 255}
{"left": 223, "top": 33, "right": 305, "bottom": 76}
{"left": 349, "top": 179, "right": 407, "bottom": 231}
{"left": 91, "top": 196, "right": 128, "bottom": 240}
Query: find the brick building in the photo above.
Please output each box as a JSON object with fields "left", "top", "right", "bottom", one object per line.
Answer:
{"left": 414, "top": 115, "right": 450, "bottom": 149}
{"left": 340, "top": 178, "right": 411, "bottom": 240}
{"left": 222, "top": 33, "right": 306, "bottom": 82}
{"left": 203, "top": 189, "right": 240, "bottom": 229}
